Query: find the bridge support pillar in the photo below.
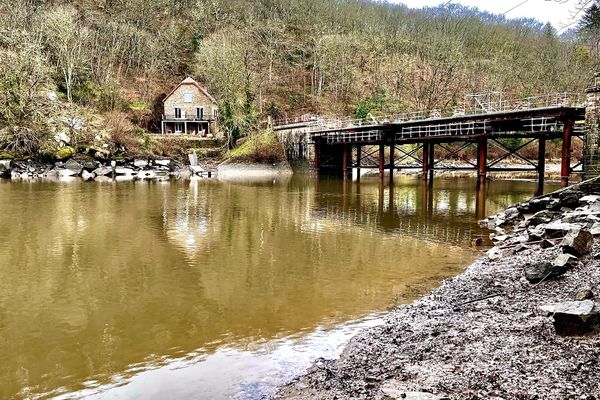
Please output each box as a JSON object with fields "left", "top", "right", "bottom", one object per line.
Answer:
{"left": 342, "top": 144, "right": 350, "bottom": 179}
{"left": 477, "top": 136, "right": 487, "bottom": 185}
{"left": 389, "top": 144, "right": 395, "bottom": 184}
{"left": 476, "top": 180, "right": 487, "bottom": 221}
{"left": 537, "top": 137, "right": 546, "bottom": 194}
{"left": 378, "top": 144, "right": 385, "bottom": 178}
{"left": 561, "top": 118, "right": 574, "bottom": 188}
{"left": 422, "top": 143, "right": 430, "bottom": 180}
{"left": 356, "top": 145, "right": 361, "bottom": 182}
{"left": 313, "top": 145, "right": 320, "bottom": 175}
{"left": 428, "top": 143, "right": 435, "bottom": 180}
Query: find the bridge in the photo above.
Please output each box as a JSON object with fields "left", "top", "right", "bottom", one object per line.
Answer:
{"left": 273, "top": 92, "right": 590, "bottom": 188}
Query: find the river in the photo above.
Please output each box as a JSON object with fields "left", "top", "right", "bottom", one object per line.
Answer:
{"left": 0, "top": 175, "right": 558, "bottom": 399}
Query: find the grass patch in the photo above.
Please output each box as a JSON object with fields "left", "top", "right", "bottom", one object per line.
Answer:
{"left": 227, "top": 130, "right": 286, "bottom": 164}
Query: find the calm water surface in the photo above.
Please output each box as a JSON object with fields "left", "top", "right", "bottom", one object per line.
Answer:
{"left": 0, "top": 175, "right": 558, "bottom": 399}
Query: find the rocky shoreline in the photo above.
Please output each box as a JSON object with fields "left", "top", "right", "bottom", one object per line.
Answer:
{"left": 276, "top": 178, "right": 600, "bottom": 399}
{"left": 0, "top": 157, "right": 217, "bottom": 181}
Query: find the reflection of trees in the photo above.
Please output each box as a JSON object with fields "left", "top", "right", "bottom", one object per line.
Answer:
{"left": 0, "top": 177, "right": 504, "bottom": 399}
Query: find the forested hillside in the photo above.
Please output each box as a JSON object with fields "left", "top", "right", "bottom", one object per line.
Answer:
{"left": 1, "top": 0, "right": 599, "bottom": 158}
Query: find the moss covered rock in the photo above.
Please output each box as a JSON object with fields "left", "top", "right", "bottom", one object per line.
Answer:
{"left": 54, "top": 146, "right": 76, "bottom": 160}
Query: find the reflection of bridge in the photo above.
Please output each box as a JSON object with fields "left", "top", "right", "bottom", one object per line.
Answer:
{"left": 310, "top": 178, "right": 534, "bottom": 246}
{"left": 274, "top": 93, "right": 588, "bottom": 188}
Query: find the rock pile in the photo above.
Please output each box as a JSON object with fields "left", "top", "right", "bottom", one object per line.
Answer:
{"left": 479, "top": 183, "right": 600, "bottom": 336}
{"left": 480, "top": 187, "right": 598, "bottom": 270}
{"left": 0, "top": 157, "right": 211, "bottom": 181}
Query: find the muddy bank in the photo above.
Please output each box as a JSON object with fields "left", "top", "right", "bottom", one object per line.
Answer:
{"left": 277, "top": 178, "right": 600, "bottom": 399}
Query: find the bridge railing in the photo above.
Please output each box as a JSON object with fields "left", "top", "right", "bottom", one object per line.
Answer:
{"left": 274, "top": 92, "right": 585, "bottom": 134}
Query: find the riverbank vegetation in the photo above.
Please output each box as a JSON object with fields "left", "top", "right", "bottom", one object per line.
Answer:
{"left": 225, "top": 130, "right": 286, "bottom": 164}
{"left": 1, "top": 0, "right": 600, "bottom": 161}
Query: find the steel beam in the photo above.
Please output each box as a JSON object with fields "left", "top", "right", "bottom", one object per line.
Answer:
{"left": 477, "top": 136, "right": 487, "bottom": 185}
{"left": 561, "top": 119, "right": 573, "bottom": 187}
{"left": 389, "top": 144, "right": 395, "bottom": 184}
{"left": 422, "top": 143, "right": 429, "bottom": 180}
{"left": 342, "top": 144, "right": 350, "bottom": 178}
{"left": 428, "top": 143, "right": 435, "bottom": 180}
{"left": 356, "top": 145, "right": 361, "bottom": 182}
{"left": 378, "top": 144, "right": 385, "bottom": 178}
{"left": 538, "top": 137, "right": 546, "bottom": 190}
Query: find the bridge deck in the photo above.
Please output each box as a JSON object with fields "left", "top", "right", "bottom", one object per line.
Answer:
{"left": 309, "top": 106, "right": 586, "bottom": 145}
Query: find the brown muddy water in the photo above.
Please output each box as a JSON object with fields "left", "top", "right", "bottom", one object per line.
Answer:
{"left": 0, "top": 175, "right": 559, "bottom": 399}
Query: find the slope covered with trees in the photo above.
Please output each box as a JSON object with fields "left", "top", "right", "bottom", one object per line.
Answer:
{"left": 0, "top": 0, "right": 599, "bottom": 158}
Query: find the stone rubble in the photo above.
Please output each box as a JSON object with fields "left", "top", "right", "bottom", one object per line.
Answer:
{"left": 0, "top": 155, "right": 214, "bottom": 182}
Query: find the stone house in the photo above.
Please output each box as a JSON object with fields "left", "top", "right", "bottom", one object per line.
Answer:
{"left": 161, "top": 77, "right": 219, "bottom": 136}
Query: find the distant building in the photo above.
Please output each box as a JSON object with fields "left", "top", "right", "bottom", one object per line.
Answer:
{"left": 161, "top": 77, "right": 218, "bottom": 136}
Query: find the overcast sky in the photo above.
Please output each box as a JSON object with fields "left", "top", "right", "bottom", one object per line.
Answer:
{"left": 394, "top": 0, "right": 585, "bottom": 31}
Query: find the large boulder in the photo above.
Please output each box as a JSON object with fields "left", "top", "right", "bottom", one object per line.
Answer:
{"left": 544, "top": 222, "right": 579, "bottom": 239}
{"left": 524, "top": 261, "right": 568, "bottom": 283}
{"left": 134, "top": 158, "right": 149, "bottom": 168}
{"left": 81, "top": 170, "right": 95, "bottom": 181}
{"left": 0, "top": 159, "right": 11, "bottom": 175}
{"left": 528, "top": 210, "right": 554, "bottom": 226}
{"left": 54, "top": 146, "right": 76, "bottom": 160}
{"left": 540, "top": 300, "right": 600, "bottom": 335}
{"left": 561, "top": 229, "right": 593, "bottom": 257}
{"left": 64, "top": 159, "right": 83, "bottom": 175}
{"left": 504, "top": 207, "right": 520, "bottom": 222}
{"left": 114, "top": 167, "right": 135, "bottom": 176}
{"left": 559, "top": 189, "right": 583, "bottom": 208}
{"left": 93, "top": 166, "right": 113, "bottom": 177}
{"left": 155, "top": 158, "right": 172, "bottom": 168}
{"left": 552, "top": 253, "right": 579, "bottom": 268}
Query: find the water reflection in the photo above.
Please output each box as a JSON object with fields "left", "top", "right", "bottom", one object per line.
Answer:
{"left": 0, "top": 176, "right": 556, "bottom": 399}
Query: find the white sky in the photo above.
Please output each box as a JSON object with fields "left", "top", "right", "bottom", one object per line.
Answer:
{"left": 394, "top": 0, "right": 585, "bottom": 31}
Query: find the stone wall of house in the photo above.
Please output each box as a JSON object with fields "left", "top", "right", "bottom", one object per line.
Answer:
{"left": 585, "top": 73, "right": 600, "bottom": 179}
{"left": 163, "top": 83, "right": 217, "bottom": 120}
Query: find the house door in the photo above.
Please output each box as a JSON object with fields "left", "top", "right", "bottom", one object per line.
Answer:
{"left": 197, "top": 107, "right": 203, "bottom": 120}
{"left": 175, "top": 107, "right": 182, "bottom": 119}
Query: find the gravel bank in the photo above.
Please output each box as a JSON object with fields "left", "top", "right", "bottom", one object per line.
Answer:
{"left": 277, "top": 179, "right": 600, "bottom": 400}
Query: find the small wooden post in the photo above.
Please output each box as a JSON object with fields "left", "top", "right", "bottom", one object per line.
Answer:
{"left": 561, "top": 118, "right": 574, "bottom": 188}
{"left": 184, "top": 121, "right": 188, "bottom": 135}
{"left": 378, "top": 144, "right": 385, "bottom": 178}
{"left": 477, "top": 136, "right": 487, "bottom": 185}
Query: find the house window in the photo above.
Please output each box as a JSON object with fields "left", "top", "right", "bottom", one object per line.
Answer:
{"left": 213, "top": 108, "right": 218, "bottom": 119}
{"left": 175, "top": 123, "right": 183, "bottom": 133}
{"left": 174, "top": 107, "right": 182, "bottom": 119}
{"left": 197, "top": 107, "right": 204, "bottom": 120}
{"left": 184, "top": 92, "right": 193, "bottom": 103}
